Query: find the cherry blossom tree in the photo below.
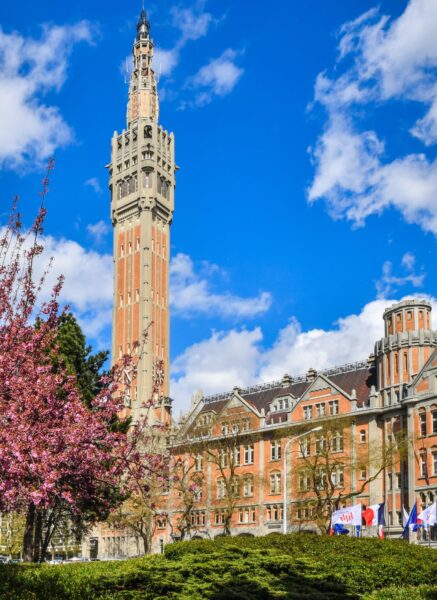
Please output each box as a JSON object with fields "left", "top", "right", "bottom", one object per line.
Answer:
{"left": 0, "top": 163, "right": 162, "bottom": 561}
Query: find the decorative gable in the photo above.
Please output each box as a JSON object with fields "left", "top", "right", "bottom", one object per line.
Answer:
{"left": 410, "top": 348, "right": 437, "bottom": 398}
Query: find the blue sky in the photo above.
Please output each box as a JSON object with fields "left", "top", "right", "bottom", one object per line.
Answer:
{"left": 1, "top": 0, "right": 437, "bottom": 413}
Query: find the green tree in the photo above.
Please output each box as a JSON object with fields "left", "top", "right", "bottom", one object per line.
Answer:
{"left": 55, "top": 313, "right": 109, "bottom": 407}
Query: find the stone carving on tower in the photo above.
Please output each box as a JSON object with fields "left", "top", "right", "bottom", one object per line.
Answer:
{"left": 109, "top": 8, "right": 175, "bottom": 426}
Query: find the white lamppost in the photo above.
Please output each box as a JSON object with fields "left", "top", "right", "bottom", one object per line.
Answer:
{"left": 282, "top": 426, "right": 323, "bottom": 535}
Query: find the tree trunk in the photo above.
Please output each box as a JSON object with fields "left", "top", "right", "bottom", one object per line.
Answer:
{"left": 141, "top": 533, "right": 150, "bottom": 555}
{"left": 23, "top": 503, "right": 35, "bottom": 562}
{"left": 33, "top": 509, "right": 43, "bottom": 562}
{"left": 40, "top": 510, "right": 56, "bottom": 562}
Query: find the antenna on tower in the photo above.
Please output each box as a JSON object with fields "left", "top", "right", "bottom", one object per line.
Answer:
{"left": 124, "top": 57, "right": 130, "bottom": 85}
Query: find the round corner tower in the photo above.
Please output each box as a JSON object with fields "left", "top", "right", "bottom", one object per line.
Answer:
{"left": 374, "top": 299, "right": 437, "bottom": 405}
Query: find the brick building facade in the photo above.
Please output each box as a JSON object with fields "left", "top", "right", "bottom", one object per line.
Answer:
{"left": 151, "top": 299, "right": 437, "bottom": 551}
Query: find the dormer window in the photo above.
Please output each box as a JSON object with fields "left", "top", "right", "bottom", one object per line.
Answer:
{"left": 271, "top": 397, "right": 291, "bottom": 413}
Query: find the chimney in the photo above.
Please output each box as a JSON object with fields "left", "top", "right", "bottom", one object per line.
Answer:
{"left": 281, "top": 374, "right": 292, "bottom": 388}
{"left": 306, "top": 367, "right": 317, "bottom": 382}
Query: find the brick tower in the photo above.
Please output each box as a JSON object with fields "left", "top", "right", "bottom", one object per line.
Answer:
{"left": 109, "top": 9, "right": 175, "bottom": 425}
{"left": 374, "top": 299, "right": 437, "bottom": 406}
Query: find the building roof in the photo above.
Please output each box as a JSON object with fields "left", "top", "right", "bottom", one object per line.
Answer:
{"left": 194, "top": 361, "right": 375, "bottom": 419}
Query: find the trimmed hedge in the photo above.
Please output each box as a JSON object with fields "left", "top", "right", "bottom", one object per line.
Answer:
{"left": 0, "top": 534, "right": 436, "bottom": 599}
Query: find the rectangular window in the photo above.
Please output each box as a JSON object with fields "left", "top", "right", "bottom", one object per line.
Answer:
{"left": 242, "top": 418, "right": 250, "bottom": 431}
{"left": 270, "top": 441, "right": 281, "bottom": 461}
{"left": 214, "top": 511, "right": 225, "bottom": 525}
{"left": 360, "top": 467, "right": 367, "bottom": 480}
{"left": 218, "top": 450, "right": 228, "bottom": 468}
{"left": 329, "top": 400, "right": 339, "bottom": 415}
{"left": 244, "top": 444, "right": 254, "bottom": 465}
{"left": 419, "top": 412, "right": 427, "bottom": 437}
{"left": 299, "top": 437, "right": 310, "bottom": 457}
{"left": 315, "top": 435, "right": 326, "bottom": 455}
{"left": 316, "top": 403, "right": 326, "bottom": 417}
{"left": 194, "top": 454, "right": 203, "bottom": 472}
{"left": 396, "top": 472, "right": 401, "bottom": 490}
{"left": 433, "top": 452, "right": 437, "bottom": 476}
{"left": 433, "top": 411, "right": 437, "bottom": 435}
{"left": 359, "top": 429, "right": 366, "bottom": 443}
{"left": 233, "top": 446, "right": 241, "bottom": 466}
{"left": 420, "top": 454, "right": 427, "bottom": 478}
{"left": 303, "top": 406, "right": 312, "bottom": 420}
{"left": 267, "top": 505, "right": 282, "bottom": 522}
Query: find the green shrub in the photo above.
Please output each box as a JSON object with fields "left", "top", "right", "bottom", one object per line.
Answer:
{"left": 0, "top": 534, "right": 435, "bottom": 599}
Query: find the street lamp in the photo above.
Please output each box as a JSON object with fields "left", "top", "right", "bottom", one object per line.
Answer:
{"left": 282, "top": 426, "right": 322, "bottom": 535}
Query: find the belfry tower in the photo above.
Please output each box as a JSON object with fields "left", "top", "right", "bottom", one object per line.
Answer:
{"left": 109, "top": 9, "right": 175, "bottom": 425}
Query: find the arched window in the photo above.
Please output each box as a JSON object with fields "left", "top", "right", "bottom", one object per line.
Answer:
{"left": 419, "top": 409, "right": 427, "bottom": 437}
{"left": 332, "top": 430, "right": 343, "bottom": 452}
{"left": 419, "top": 452, "right": 427, "bottom": 478}
{"left": 431, "top": 407, "right": 437, "bottom": 435}
{"left": 194, "top": 454, "right": 203, "bottom": 472}
{"left": 243, "top": 475, "right": 254, "bottom": 497}
{"left": 143, "top": 170, "right": 153, "bottom": 189}
{"left": 269, "top": 471, "right": 281, "bottom": 495}
{"left": 359, "top": 429, "right": 366, "bottom": 443}
{"left": 230, "top": 477, "right": 240, "bottom": 498}
{"left": 216, "top": 478, "right": 226, "bottom": 499}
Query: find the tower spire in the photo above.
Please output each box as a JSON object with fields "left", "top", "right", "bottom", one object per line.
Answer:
{"left": 136, "top": 4, "right": 150, "bottom": 40}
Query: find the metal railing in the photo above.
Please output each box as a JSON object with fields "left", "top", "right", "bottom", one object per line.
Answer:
{"left": 202, "top": 359, "right": 370, "bottom": 404}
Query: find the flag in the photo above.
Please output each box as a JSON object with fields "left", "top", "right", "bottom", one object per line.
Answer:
{"left": 418, "top": 502, "right": 437, "bottom": 527}
{"left": 331, "top": 504, "right": 362, "bottom": 527}
{"left": 334, "top": 523, "right": 350, "bottom": 535}
{"left": 402, "top": 507, "right": 409, "bottom": 527}
{"left": 363, "top": 503, "right": 384, "bottom": 527}
{"left": 400, "top": 503, "right": 418, "bottom": 538}
{"left": 363, "top": 503, "right": 385, "bottom": 538}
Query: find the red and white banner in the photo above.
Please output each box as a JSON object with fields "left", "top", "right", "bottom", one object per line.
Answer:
{"left": 331, "top": 504, "right": 362, "bottom": 527}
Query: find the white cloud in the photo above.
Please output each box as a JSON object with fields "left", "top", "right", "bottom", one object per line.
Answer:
{"left": 154, "top": 47, "right": 180, "bottom": 77}
{"left": 0, "top": 21, "right": 94, "bottom": 169}
{"left": 187, "top": 49, "right": 244, "bottom": 106}
{"left": 309, "top": 0, "right": 437, "bottom": 234}
{"left": 171, "top": 296, "right": 437, "bottom": 414}
{"left": 34, "top": 236, "right": 113, "bottom": 343}
{"left": 84, "top": 177, "right": 102, "bottom": 194}
{"left": 170, "top": 253, "right": 272, "bottom": 319}
{"left": 86, "top": 220, "right": 110, "bottom": 243}
{"left": 171, "top": 3, "right": 214, "bottom": 43}
{"left": 152, "top": 1, "right": 215, "bottom": 77}
{"left": 375, "top": 253, "right": 425, "bottom": 298}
